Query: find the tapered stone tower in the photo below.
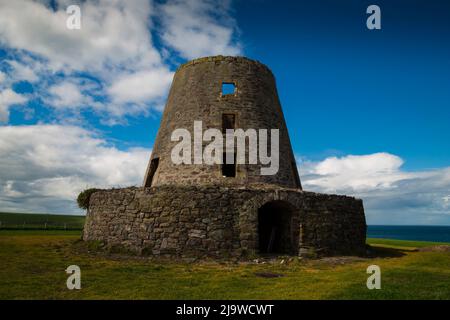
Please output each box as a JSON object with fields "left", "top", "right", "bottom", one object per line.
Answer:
{"left": 83, "top": 56, "right": 367, "bottom": 258}
{"left": 143, "top": 56, "right": 301, "bottom": 189}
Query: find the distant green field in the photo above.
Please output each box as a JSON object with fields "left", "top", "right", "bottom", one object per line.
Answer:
{"left": 0, "top": 212, "right": 85, "bottom": 230}
{"left": 366, "top": 238, "right": 450, "bottom": 248}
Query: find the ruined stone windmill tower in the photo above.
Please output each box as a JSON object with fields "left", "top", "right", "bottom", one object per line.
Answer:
{"left": 83, "top": 56, "right": 366, "bottom": 258}
{"left": 143, "top": 56, "right": 301, "bottom": 190}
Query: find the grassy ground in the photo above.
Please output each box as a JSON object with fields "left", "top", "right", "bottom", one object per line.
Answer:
{"left": 0, "top": 212, "right": 84, "bottom": 230}
{"left": 0, "top": 230, "right": 449, "bottom": 300}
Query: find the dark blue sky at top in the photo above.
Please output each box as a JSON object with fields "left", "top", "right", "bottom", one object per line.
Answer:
{"left": 234, "top": 0, "right": 450, "bottom": 170}
{"left": 6, "top": 0, "right": 450, "bottom": 171}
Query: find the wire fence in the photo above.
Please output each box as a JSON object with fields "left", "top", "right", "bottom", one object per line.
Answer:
{"left": 0, "top": 220, "right": 83, "bottom": 230}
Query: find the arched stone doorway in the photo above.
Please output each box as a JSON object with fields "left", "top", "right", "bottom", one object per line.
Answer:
{"left": 258, "top": 200, "right": 298, "bottom": 255}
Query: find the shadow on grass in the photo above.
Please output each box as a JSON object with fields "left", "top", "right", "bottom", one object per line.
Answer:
{"left": 365, "top": 244, "right": 413, "bottom": 258}
{"left": 73, "top": 239, "right": 416, "bottom": 265}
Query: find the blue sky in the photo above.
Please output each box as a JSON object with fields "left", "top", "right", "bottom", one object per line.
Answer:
{"left": 236, "top": 0, "right": 450, "bottom": 169}
{"left": 0, "top": 0, "right": 449, "bottom": 225}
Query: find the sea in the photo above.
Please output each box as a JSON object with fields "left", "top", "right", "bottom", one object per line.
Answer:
{"left": 367, "top": 225, "right": 450, "bottom": 243}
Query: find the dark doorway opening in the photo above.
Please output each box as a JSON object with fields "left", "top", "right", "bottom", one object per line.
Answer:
{"left": 258, "top": 201, "right": 297, "bottom": 255}
{"left": 145, "top": 157, "right": 159, "bottom": 187}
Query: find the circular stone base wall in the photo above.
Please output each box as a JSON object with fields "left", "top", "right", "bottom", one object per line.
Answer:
{"left": 83, "top": 185, "right": 367, "bottom": 258}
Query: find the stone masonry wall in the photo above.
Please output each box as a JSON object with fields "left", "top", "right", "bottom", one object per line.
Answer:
{"left": 143, "top": 56, "right": 301, "bottom": 189}
{"left": 83, "top": 185, "right": 366, "bottom": 258}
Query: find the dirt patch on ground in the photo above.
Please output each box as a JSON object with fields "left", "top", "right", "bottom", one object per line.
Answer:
{"left": 254, "top": 272, "right": 285, "bottom": 278}
{"left": 316, "top": 256, "right": 367, "bottom": 266}
{"left": 418, "top": 245, "right": 450, "bottom": 252}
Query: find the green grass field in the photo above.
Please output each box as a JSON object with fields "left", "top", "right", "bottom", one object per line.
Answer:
{"left": 0, "top": 212, "right": 85, "bottom": 230}
{"left": 0, "top": 229, "right": 449, "bottom": 300}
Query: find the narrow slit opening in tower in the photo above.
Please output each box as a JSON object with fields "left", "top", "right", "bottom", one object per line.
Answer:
{"left": 258, "top": 201, "right": 297, "bottom": 255}
{"left": 222, "top": 113, "right": 235, "bottom": 132}
{"left": 222, "top": 152, "right": 236, "bottom": 177}
{"left": 146, "top": 157, "right": 159, "bottom": 187}
{"left": 292, "top": 161, "right": 302, "bottom": 188}
{"left": 221, "top": 82, "right": 235, "bottom": 96}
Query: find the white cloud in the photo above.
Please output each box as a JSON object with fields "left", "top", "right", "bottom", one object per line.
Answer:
{"left": 0, "top": 0, "right": 242, "bottom": 123}
{"left": 158, "top": 0, "right": 241, "bottom": 59}
{"left": 0, "top": 0, "right": 161, "bottom": 72}
{"left": 108, "top": 68, "right": 174, "bottom": 104}
{"left": 0, "top": 125, "right": 151, "bottom": 213}
{"left": 0, "top": 0, "right": 242, "bottom": 214}
{"left": 301, "top": 153, "right": 410, "bottom": 193}
{"left": 0, "top": 89, "right": 28, "bottom": 123}
{"left": 300, "top": 153, "right": 450, "bottom": 225}
{"left": 48, "top": 82, "right": 85, "bottom": 109}
{"left": 6, "top": 60, "right": 39, "bottom": 82}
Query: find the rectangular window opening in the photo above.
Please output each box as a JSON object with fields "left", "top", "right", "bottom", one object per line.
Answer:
{"left": 222, "top": 82, "right": 235, "bottom": 96}
{"left": 222, "top": 113, "right": 235, "bottom": 132}
{"left": 222, "top": 153, "right": 236, "bottom": 177}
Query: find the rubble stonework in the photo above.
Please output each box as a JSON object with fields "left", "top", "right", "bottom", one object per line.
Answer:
{"left": 143, "top": 55, "right": 301, "bottom": 188}
{"left": 83, "top": 185, "right": 366, "bottom": 257}
{"left": 82, "top": 56, "right": 367, "bottom": 258}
